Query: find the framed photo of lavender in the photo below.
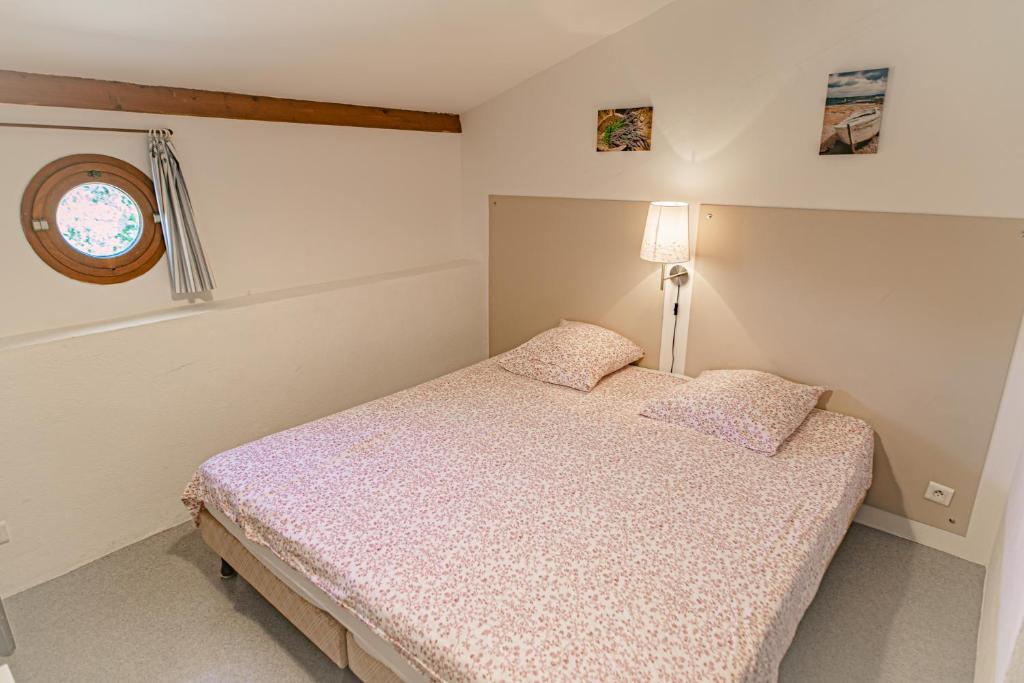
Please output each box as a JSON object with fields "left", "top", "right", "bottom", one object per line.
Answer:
{"left": 596, "top": 107, "right": 653, "bottom": 152}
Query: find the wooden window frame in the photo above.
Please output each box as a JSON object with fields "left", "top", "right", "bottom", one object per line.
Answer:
{"left": 21, "top": 154, "right": 165, "bottom": 284}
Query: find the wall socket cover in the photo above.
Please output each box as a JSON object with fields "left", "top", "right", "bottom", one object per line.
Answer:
{"left": 924, "top": 481, "right": 955, "bottom": 507}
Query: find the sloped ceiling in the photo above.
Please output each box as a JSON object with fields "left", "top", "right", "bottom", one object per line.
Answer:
{"left": 0, "top": 0, "right": 675, "bottom": 112}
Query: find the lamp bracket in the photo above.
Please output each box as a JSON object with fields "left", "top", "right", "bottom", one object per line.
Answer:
{"left": 663, "top": 264, "right": 688, "bottom": 286}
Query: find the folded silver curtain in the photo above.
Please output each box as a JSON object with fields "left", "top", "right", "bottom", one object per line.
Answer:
{"left": 148, "top": 130, "right": 215, "bottom": 294}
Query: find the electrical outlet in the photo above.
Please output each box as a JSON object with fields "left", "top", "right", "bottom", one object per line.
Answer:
{"left": 924, "top": 482, "right": 955, "bottom": 507}
{"left": 0, "top": 521, "right": 8, "bottom": 545}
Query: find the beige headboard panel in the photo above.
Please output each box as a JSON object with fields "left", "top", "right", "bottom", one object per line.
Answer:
{"left": 489, "top": 195, "right": 662, "bottom": 369}
{"left": 686, "top": 204, "right": 1024, "bottom": 534}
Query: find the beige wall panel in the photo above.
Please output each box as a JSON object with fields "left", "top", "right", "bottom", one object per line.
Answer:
{"left": 489, "top": 195, "right": 662, "bottom": 369}
{"left": 685, "top": 204, "right": 1024, "bottom": 534}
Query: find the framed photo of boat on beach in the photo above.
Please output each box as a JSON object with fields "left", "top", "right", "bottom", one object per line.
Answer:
{"left": 819, "top": 68, "right": 889, "bottom": 155}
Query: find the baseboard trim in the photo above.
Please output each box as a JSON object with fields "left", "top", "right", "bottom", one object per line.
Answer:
{"left": 855, "top": 504, "right": 987, "bottom": 565}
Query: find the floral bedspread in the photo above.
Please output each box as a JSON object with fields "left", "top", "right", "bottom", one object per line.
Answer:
{"left": 183, "top": 359, "right": 873, "bottom": 682}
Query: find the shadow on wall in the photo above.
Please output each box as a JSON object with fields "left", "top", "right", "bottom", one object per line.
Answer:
{"left": 871, "top": 433, "right": 903, "bottom": 517}
{"left": 0, "top": 598, "right": 13, "bottom": 657}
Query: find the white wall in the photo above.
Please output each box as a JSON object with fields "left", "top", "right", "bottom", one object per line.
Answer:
{"left": 0, "top": 105, "right": 473, "bottom": 337}
{"left": 976, "top": 444, "right": 1024, "bottom": 682}
{"left": 460, "top": 0, "right": 1024, "bottom": 257}
{"left": 0, "top": 104, "right": 485, "bottom": 597}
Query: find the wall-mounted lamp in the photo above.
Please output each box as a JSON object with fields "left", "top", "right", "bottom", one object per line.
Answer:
{"left": 640, "top": 201, "right": 689, "bottom": 288}
{"left": 642, "top": 201, "right": 690, "bottom": 373}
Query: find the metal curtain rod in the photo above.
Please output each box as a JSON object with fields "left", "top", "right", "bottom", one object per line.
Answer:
{"left": 0, "top": 122, "right": 171, "bottom": 134}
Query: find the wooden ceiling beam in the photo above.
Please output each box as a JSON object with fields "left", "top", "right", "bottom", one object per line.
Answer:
{"left": 0, "top": 70, "right": 462, "bottom": 133}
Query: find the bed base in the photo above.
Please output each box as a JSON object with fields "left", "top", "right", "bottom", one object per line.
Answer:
{"left": 348, "top": 632, "right": 404, "bottom": 683}
{"left": 197, "top": 495, "right": 867, "bottom": 682}
{"left": 197, "top": 510, "right": 348, "bottom": 669}
{"left": 212, "top": 552, "right": 395, "bottom": 683}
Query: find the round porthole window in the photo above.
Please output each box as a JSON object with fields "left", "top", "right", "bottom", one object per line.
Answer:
{"left": 21, "top": 154, "right": 165, "bottom": 284}
{"left": 56, "top": 182, "right": 144, "bottom": 258}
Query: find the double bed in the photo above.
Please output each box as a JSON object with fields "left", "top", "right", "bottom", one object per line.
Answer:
{"left": 184, "top": 356, "right": 873, "bottom": 682}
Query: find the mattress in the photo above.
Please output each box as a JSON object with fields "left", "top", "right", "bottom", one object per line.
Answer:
{"left": 184, "top": 359, "right": 873, "bottom": 682}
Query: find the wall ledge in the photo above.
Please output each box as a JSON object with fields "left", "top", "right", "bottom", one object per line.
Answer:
{"left": 0, "top": 258, "right": 480, "bottom": 352}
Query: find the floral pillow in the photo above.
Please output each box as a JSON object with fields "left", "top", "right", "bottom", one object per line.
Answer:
{"left": 640, "top": 369, "right": 826, "bottom": 454}
{"left": 498, "top": 320, "right": 644, "bottom": 392}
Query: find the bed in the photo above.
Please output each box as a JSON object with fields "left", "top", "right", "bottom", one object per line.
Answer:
{"left": 184, "top": 357, "right": 873, "bottom": 682}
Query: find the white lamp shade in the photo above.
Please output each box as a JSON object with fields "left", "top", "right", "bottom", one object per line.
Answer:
{"left": 640, "top": 201, "right": 689, "bottom": 263}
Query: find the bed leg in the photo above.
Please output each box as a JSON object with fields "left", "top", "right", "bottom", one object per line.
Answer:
{"left": 219, "top": 558, "right": 237, "bottom": 579}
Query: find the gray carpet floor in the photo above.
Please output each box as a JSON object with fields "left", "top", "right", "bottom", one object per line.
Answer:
{"left": 0, "top": 522, "right": 984, "bottom": 682}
